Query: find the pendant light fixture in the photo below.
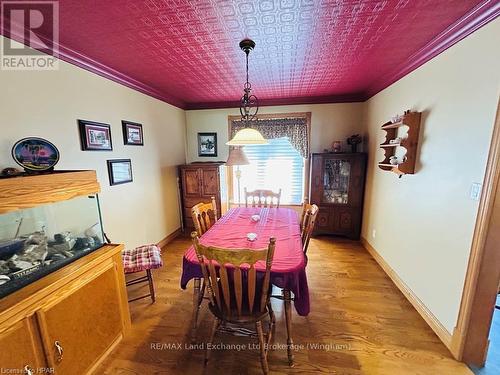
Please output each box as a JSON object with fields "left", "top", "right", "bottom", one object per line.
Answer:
{"left": 226, "top": 39, "right": 267, "bottom": 146}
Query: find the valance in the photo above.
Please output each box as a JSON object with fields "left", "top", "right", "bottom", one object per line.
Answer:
{"left": 230, "top": 117, "right": 309, "bottom": 158}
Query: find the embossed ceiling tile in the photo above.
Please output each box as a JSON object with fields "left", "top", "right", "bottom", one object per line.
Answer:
{"left": 2, "top": 0, "right": 494, "bottom": 107}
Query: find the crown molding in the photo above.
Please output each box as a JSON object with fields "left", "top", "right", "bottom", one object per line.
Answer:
{"left": 0, "top": 23, "right": 187, "bottom": 109}
{"left": 185, "top": 93, "right": 366, "bottom": 110}
{"left": 2, "top": 0, "right": 498, "bottom": 110}
{"left": 364, "top": 0, "right": 500, "bottom": 98}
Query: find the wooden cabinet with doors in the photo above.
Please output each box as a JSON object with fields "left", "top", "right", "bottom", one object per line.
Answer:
{"left": 179, "top": 162, "right": 226, "bottom": 232}
{"left": 309, "top": 153, "right": 367, "bottom": 239}
{"left": 0, "top": 244, "right": 129, "bottom": 375}
{"left": 0, "top": 171, "right": 130, "bottom": 375}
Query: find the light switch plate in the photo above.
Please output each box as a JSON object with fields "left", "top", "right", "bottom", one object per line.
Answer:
{"left": 470, "top": 183, "right": 482, "bottom": 201}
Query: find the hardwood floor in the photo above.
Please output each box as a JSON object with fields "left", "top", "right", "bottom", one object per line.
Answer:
{"left": 97, "top": 236, "right": 472, "bottom": 374}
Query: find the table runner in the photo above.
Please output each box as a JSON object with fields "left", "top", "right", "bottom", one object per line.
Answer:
{"left": 180, "top": 207, "right": 310, "bottom": 316}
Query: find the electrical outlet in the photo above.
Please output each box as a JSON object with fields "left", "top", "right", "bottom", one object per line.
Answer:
{"left": 372, "top": 229, "right": 376, "bottom": 239}
{"left": 470, "top": 183, "right": 482, "bottom": 201}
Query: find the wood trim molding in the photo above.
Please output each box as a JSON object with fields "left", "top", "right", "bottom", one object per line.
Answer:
{"left": 360, "top": 237, "right": 453, "bottom": 351}
{"left": 451, "top": 99, "right": 500, "bottom": 362}
{"left": 157, "top": 228, "right": 182, "bottom": 250}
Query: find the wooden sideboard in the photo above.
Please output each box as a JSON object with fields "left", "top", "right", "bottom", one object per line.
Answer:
{"left": 0, "top": 171, "right": 130, "bottom": 375}
{"left": 178, "top": 162, "right": 225, "bottom": 232}
{"left": 309, "top": 153, "right": 367, "bottom": 239}
{"left": 0, "top": 244, "right": 130, "bottom": 374}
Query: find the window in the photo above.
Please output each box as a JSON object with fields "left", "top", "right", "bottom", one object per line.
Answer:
{"left": 233, "top": 137, "right": 305, "bottom": 205}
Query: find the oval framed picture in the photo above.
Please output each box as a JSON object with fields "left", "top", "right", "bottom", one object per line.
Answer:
{"left": 11, "top": 137, "right": 60, "bottom": 172}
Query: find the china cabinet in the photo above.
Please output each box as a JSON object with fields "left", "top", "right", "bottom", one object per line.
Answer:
{"left": 309, "top": 153, "right": 367, "bottom": 239}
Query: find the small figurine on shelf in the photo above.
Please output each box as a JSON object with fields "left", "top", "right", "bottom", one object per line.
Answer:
{"left": 389, "top": 156, "right": 399, "bottom": 165}
{"left": 332, "top": 141, "right": 342, "bottom": 153}
{"left": 346, "top": 134, "right": 362, "bottom": 153}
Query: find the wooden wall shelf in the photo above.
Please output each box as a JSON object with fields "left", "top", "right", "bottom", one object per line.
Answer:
{"left": 378, "top": 111, "right": 422, "bottom": 177}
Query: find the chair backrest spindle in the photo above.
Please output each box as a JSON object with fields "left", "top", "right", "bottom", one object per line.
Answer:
{"left": 244, "top": 188, "right": 282, "bottom": 208}
{"left": 191, "top": 196, "right": 218, "bottom": 235}
{"left": 191, "top": 232, "right": 276, "bottom": 318}
{"left": 301, "top": 202, "right": 319, "bottom": 255}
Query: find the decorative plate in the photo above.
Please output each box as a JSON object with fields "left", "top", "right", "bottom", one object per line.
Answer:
{"left": 12, "top": 137, "right": 60, "bottom": 172}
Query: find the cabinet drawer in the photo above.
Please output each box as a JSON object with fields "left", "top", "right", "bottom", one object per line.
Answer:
{"left": 0, "top": 317, "right": 46, "bottom": 373}
{"left": 36, "top": 263, "right": 123, "bottom": 375}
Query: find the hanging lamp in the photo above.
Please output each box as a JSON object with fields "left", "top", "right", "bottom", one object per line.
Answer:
{"left": 226, "top": 39, "right": 267, "bottom": 146}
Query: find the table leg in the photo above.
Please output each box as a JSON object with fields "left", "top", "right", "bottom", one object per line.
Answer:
{"left": 283, "top": 289, "right": 294, "bottom": 367}
{"left": 190, "top": 277, "right": 201, "bottom": 343}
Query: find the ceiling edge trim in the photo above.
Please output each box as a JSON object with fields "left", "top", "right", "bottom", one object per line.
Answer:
{"left": 0, "top": 26, "right": 187, "bottom": 109}
{"left": 364, "top": 0, "right": 500, "bottom": 99}
{"left": 185, "top": 93, "right": 366, "bottom": 110}
{"left": 2, "top": 1, "right": 498, "bottom": 110}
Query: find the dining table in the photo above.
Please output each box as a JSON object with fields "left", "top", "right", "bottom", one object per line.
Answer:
{"left": 180, "top": 206, "right": 310, "bottom": 365}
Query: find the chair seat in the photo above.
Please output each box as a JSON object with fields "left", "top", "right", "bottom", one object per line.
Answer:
{"left": 122, "top": 244, "right": 162, "bottom": 274}
{"left": 208, "top": 302, "right": 270, "bottom": 324}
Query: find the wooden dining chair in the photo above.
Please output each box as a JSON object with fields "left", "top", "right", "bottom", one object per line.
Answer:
{"left": 299, "top": 197, "right": 310, "bottom": 230}
{"left": 301, "top": 202, "right": 319, "bottom": 255}
{"left": 191, "top": 196, "right": 218, "bottom": 236}
{"left": 244, "top": 188, "right": 282, "bottom": 208}
{"left": 191, "top": 232, "right": 276, "bottom": 374}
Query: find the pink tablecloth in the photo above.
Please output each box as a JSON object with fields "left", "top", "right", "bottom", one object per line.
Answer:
{"left": 180, "top": 207, "right": 310, "bottom": 316}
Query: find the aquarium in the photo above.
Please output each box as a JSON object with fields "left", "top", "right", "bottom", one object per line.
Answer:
{"left": 0, "top": 194, "right": 105, "bottom": 298}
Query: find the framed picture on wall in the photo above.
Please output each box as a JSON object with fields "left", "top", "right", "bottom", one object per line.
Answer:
{"left": 198, "top": 132, "right": 217, "bottom": 157}
{"left": 107, "top": 159, "right": 133, "bottom": 185}
{"left": 78, "top": 119, "right": 113, "bottom": 151}
{"left": 122, "top": 120, "right": 144, "bottom": 146}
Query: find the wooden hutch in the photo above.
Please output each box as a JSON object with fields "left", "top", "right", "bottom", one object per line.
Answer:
{"left": 309, "top": 153, "right": 367, "bottom": 239}
{"left": 0, "top": 171, "right": 130, "bottom": 375}
{"left": 178, "top": 162, "right": 226, "bottom": 232}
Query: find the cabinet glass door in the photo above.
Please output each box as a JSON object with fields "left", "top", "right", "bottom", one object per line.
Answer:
{"left": 322, "top": 159, "right": 351, "bottom": 204}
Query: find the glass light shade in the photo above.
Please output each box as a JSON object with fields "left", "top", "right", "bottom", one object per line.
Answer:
{"left": 226, "top": 128, "right": 268, "bottom": 145}
{"left": 226, "top": 147, "right": 250, "bottom": 166}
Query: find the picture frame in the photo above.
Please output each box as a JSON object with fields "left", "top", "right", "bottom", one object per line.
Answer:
{"left": 122, "top": 120, "right": 144, "bottom": 146}
{"left": 197, "top": 132, "right": 217, "bottom": 157}
{"left": 78, "top": 119, "right": 113, "bottom": 151}
{"left": 107, "top": 159, "right": 133, "bottom": 186}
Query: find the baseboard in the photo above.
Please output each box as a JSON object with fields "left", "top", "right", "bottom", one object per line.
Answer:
{"left": 157, "top": 227, "right": 182, "bottom": 249}
{"left": 360, "top": 237, "right": 453, "bottom": 352}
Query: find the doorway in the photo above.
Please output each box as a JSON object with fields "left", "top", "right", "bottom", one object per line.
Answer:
{"left": 452, "top": 99, "right": 500, "bottom": 372}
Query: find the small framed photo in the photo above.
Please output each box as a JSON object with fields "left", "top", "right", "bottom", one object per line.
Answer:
{"left": 198, "top": 132, "right": 217, "bottom": 157}
{"left": 122, "top": 120, "right": 144, "bottom": 146}
{"left": 107, "top": 159, "right": 133, "bottom": 186}
{"left": 78, "top": 119, "right": 113, "bottom": 151}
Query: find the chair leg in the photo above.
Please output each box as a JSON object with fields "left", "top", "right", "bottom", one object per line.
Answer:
{"left": 191, "top": 278, "right": 201, "bottom": 343}
{"left": 205, "top": 318, "right": 219, "bottom": 366}
{"left": 146, "top": 269, "right": 156, "bottom": 303}
{"left": 283, "top": 289, "right": 294, "bottom": 367}
{"left": 255, "top": 321, "right": 269, "bottom": 374}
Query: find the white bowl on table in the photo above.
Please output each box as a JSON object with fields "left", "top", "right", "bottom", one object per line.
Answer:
{"left": 251, "top": 214, "right": 260, "bottom": 222}
{"left": 246, "top": 232, "right": 258, "bottom": 241}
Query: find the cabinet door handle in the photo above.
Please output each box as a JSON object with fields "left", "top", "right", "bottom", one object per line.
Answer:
{"left": 24, "top": 365, "right": 34, "bottom": 375}
{"left": 55, "top": 340, "right": 64, "bottom": 362}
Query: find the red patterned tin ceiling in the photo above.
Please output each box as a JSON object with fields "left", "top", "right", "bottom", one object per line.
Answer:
{"left": 2, "top": 1, "right": 499, "bottom": 109}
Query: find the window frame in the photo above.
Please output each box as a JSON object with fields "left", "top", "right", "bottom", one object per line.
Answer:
{"left": 226, "top": 112, "right": 311, "bottom": 206}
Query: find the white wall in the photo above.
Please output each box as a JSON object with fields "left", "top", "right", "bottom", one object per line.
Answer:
{"left": 0, "top": 37, "right": 187, "bottom": 250}
{"left": 362, "top": 19, "right": 500, "bottom": 333}
{"left": 185, "top": 103, "right": 365, "bottom": 163}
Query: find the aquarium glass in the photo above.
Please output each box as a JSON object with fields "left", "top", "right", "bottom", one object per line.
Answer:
{"left": 0, "top": 194, "right": 105, "bottom": 298}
